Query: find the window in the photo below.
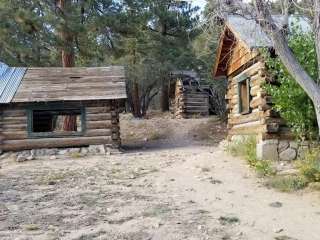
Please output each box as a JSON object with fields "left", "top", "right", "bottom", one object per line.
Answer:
{"left": 28, "top": 107, "right": 85, "bottom": 137}
{"left": 237, "top": 75, "right": 251, "bottom": 114}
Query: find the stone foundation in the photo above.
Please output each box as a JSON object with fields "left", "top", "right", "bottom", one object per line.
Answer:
{"left": 0, "top": 145, "right": 121, "bottom": 163}
{"left": 258, "top": 139, "right": 316, "bottom": 161}
{"left": 230, "top": 135, "right": 316, "bottom": 161}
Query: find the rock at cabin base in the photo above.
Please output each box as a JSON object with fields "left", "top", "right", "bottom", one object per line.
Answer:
{"left": 16, "top": 151, "right": 32, "bottom": 162}
{"left": 256, "top": 140, "right": 279, "bottom": 161}
{"left": 279, "top": 148, "right": 297, "bottom": 161}
{"left": 68, "top": 148, "right": 81, "bottom": 154}
{"left": 278, "top": 140, "right": 289, "bottom": 153}
{"left": 80, "top": 147, "right": 89, "bottom": 155}
{"left": 88, "top": 145, "right": 106, "bottom": 154}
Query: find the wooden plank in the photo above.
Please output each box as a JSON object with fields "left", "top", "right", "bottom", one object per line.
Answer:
{"left": 86, "top": 113, "right": 112, "bottom": 121}
{"left": 86, "top": 121, "right": 113, "bottom": 130}
{"left": 85, "top": 129, "right": 112, "bottom": 137}
{"left": 2, "top": 110, "right": 27, "bottom": 117}
{"left": 2, "top": 136, "right": 113, "bottom": 151}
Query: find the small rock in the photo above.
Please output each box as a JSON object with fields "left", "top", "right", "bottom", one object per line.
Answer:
{"left": 27, "top": 154, "right": 35, "bottom": 161}
{"left": 80, "top": 147, "right": 89, "bottom": 155}
{"left": 68, "top": 148, "right": 80, "bottom": 154}
{"left": 48, "top": 181, "right": 56, "bottom": 185}
{"left": 219, "top": 215, "right": 240, "bottom": 225}
{"left": 274, "top": 228, "right": 284, "bottom": 233}
{"left": 88, "top": 145, "right": 103, "bottom": 154}
{"left": 106, "top": 208, "right": 113, "bottom": 213}
{"left": 16, "top": 154, "right": 28, "bottom": 162}
{"left": 23, "top": 224, "right": 39, "bottom": 231}
{"left": 275, "top": 236, "right": 298, "bottom": 240}
{"left": 97, "top": 145, "right": 106, "bottom": 154}
{"left": 58, "top": 149, "right": 69, "bottom": 155}
{"left": 49, "top": 156, "right": 57, "bottom": 160}
{"left": 269, "top": 202, "right": 283, "bottom": 208}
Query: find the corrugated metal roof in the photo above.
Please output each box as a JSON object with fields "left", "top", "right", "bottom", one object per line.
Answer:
{"left": 0, "top": 62, "right": 26, "bottom": 103}
{"left": 227, "top": 15, "right": 311, "bottom": 48}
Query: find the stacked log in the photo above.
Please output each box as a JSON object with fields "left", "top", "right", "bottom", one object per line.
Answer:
{"left": 0, "top": 100, "right": 121, "bottom": 151}
{"left": 174, "top": 80, "right": 209, "bottom": 119}
{"left": 226, "top": 61, "right": 289, "bottom": 140}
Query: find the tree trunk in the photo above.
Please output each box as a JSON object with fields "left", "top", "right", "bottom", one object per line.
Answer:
{"left": 314, "top": 0, "right": 320, "bottom": 84}
{"left": 160, "top": 79, "right": 169, "bottom": 112}
{"left": 131, "top": 80, "right": 141, "bottom": 118}
{"left": 57, "top": 0, "right": 77, "bottom": 131}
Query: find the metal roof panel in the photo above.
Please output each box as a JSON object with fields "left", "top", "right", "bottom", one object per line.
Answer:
{"left": 0, "top": 62, "right": 26, "bottom": 103}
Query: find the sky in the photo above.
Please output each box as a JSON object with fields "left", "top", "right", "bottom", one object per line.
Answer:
{"left": 192, "top": 0, "right": 207, "bottom": 10}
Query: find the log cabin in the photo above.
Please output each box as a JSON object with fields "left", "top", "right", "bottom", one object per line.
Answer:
{"left": 0, "top": 63, "right": 126, "bottom": 152}
{"left": 213, "top": 15, "right": 311, "bottom": 161}
{"left": 171, "top": 71, "right": 209, "bottom": 119}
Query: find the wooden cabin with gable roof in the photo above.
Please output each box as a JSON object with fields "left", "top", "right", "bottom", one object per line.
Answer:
{"left": 213, "top": 15, "right": 311, "bottom": 161}
{"left": 0, "top": 63, "right": 126, "bottom": 152}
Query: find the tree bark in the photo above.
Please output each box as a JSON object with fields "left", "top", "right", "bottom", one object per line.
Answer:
{"left": 131, "top": 80, "right": 142, "bottom": 118}
{"left": 57, "top": 0, "right": 77, "bottom": 131}
{"left": 314, "top": 0, "right": 320, "bottom": 84}
{"left": 160, "top": 79, "right": 169, "bottom": 112}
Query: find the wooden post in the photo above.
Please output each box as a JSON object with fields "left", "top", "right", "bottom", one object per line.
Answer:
{"left": 0, "top": 107, "right": 3, "bottom": 154}
{"left": 110, "top": 100, "right": 121, "bottom": 148}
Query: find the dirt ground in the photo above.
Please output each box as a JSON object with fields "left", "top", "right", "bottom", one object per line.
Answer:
{"left": 1, "top": 113, "right": 320, "bottom": 240}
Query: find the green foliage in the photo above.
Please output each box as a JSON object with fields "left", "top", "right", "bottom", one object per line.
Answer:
{"left": 265, "top": 175, "right": 308, "bottom": 192}
{"left": 227, "top": 136, "right": 257, "bottom": 166}
{"left": 264, "top": 27, "right": 318, "bottom": 140}
{"left": 255, "top": 160, "right": 276, "bottom": 177}
{"left": 0, "top": 0, "right": 203, "bottom": 116}
{"left": 226, "top": 136, "right": 275, "bottom": 176}
{"left": 297, "top": 147, "right": 320, "bottom": 182}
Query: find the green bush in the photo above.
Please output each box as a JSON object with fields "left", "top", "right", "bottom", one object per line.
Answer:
{"left": 266, "top": 175, "right": 308, "bottom": 192}
{"left": 227, "top": 136, "right": 275, "bottom": 176}
{"left": 297, "top": 148, "right": 320, "bottom": 182}
{"left": 255, "top": 160, "right": 276, "bottom": 177}
{"left": 227, "top": 136, "right": 256, "bottom": 164}
{"left": 264, "top": 26, "right": 318, "bottom": 140}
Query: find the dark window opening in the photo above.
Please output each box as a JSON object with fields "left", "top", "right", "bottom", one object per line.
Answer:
{"left": 238, "top": 78, "right": 251, "bottom": 114}
{"left": 30, "top": 108, "right": 84, "bottom": 137}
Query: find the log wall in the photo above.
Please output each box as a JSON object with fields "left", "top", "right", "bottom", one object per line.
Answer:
{"left": 226, "top": 61, "right": 289, "bottom": 140}
{"left": 174, "top": 80, "right": 209, "bottom": 119}
{"left": 0, "top": 100, "right": 121, "bottom": 151}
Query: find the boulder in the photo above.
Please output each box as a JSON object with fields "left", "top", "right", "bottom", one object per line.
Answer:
{"left": 279, "top": 148, "right": 297, "bottom": 161}
{"left": 278, "top": 140, "right": 289, "bottom": 153}
{"left": 289, "top": 141, "right": 299, "bottom": 150}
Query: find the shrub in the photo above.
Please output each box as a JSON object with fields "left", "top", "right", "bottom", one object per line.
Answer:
{"left": 297, "top": 148, "right": 320, "bottom": 182}
{"left": 255, "top": 160, "right": 276, "bottom": 177}
{"left": 265, "top": 175, "right": 308, "bottom": 192}
{"left": 226, "top": 136, "right": 275, "bottom": 176}
{"left": 264, "top": 26, "right": 318, "bottom": 140}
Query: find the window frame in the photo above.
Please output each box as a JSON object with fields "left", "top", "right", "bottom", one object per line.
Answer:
{"left": 237, "top": 74, "right": 251, "bottom": 115}
{"left": 27, "top": 104, "right": 86, "bottom": 138}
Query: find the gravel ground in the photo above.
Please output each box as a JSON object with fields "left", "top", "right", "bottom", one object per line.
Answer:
{"left": 0, "top": 114, "right": 320, "bottom": 240}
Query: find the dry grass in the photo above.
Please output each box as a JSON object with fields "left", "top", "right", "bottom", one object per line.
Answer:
{"left": 191, "top": 117, "right": 227, "bottom": 143}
